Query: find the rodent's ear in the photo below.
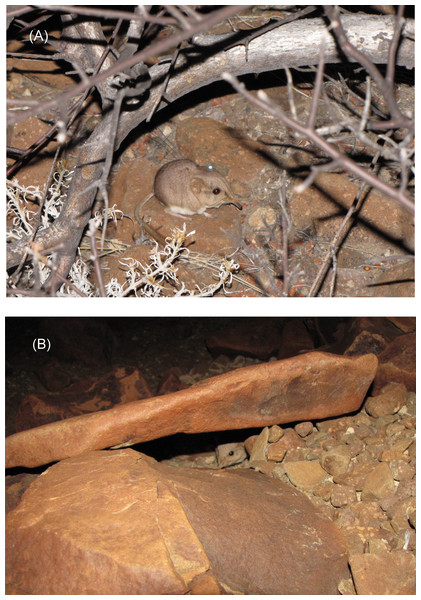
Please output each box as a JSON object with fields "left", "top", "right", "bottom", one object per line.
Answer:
{"left": 190, "top": 177, "right": 205, "bottom": 194}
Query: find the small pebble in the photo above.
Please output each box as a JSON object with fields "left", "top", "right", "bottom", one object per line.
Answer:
{"left": 294, "top": 421, "right": 313, "bottom": 437}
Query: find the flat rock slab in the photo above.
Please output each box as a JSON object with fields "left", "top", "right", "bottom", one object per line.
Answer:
{"left": 349, "top": 551, "right": 416, "bottom": 594}
{"left": 6, "top": 351, "right": 378, "bottom": 468}
{"left": 6, "top": 449, "right": 349, "bottom": 595}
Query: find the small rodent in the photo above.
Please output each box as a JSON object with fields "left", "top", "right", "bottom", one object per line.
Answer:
{"left": 216, "top": 442, "right": 247, "bottom": 468}
{"left": 137, "top": 158, "right": 242, "bottom": 217}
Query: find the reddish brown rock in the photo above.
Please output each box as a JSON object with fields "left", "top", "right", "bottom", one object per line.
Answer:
{"left": 295, "top": 421, "right": 314, "bottom": 437}
{"left": 379, "top": 436, "right": 414, "bottom": 462}
{"left": 6, "top": 351, "right": 378, "bottom": 469}
{"left": 408, "top": 508, "right": 416, "bottom": 529}
{"left": 244, "top": 434, "right": 259, "bottom": 456}
{"left": 267, "top": 428, "right": 306, "bottom": 461}
{"left": 386, "top": 317, "right": 416, "bottom": 333}
{"left": 268, "top": 424, "right": 284, "bottom": 443}
{"left": 320, "top": 318, "right": 411, "bottom": 357}
{"left": 350, "top": 501, "right": 388, "bottom": 527}
{"left": 6, "top": 449, "right": 349, "bottom": 595}
{"left": 330, "top": 484, "right": 356, "bottom": 508}
{"left": 349, "top": 551, "right": 415, "bottom": 594}
{"left": 156, "top": 368, "right": 187, "bottom": 395}
{"left": 386, "top": 497, "right": 416, "bottom": 533}
{"left": 267, "top": 441, "right": 287, "bottom": 462}
{"left": 320, "top": 445, "right": 351, "bottom": 476}
{"left": 364, "top": 382, "right": 408, "bottom": 417}
{"left": 284, "top": 460, "right": 328, "bottom": 490}
{"left": 334, "top": 461, "right": 377, "bottom": 490}
{"left": 388, "top": 459, "right": 415, "bottom": 481}
{"left": 290, "top": 174, "right": 414, "bottom": 256}
{"left": 342, "top": 317, "right": 400, "bottom": 355}
{"left": 373, "top": 333, "right": 415, "bottom": 393}
{"left": 361, "top": 462, "right": 396, "bottom": 501}
{"left": 249, "top": 426, "right": 270, "bottom": 465}
{"left": 313, "top": 482, "right": 334, "bottom": 501}
{"left": 162, "top": 451, "right": 218, "bottom": 470}
{"left": 6, "top": 473, "right": 38, "bottom": 514}
{"left": 338, "top": 577, "right": 356, "bottom": 594}
{"left": 14, "top": 366, "right": 153, "bottom": 433}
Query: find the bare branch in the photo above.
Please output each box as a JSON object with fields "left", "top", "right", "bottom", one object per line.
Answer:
{"left": 222, "top": 74, "right": 413, "bottom": 214}
{"left": 324, "top": 6, "right": 412, "bottom": 131}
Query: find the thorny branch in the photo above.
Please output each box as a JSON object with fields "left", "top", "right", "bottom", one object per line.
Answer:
{"left": 6, "top": 6, "right": 414, "bottom": 296}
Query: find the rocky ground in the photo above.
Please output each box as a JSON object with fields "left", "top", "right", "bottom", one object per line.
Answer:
{"left": 165, "top": 380, "right": 415, "bottom": 594}
{"left": 5, "top": 317, "right": 416, "bottom": 593}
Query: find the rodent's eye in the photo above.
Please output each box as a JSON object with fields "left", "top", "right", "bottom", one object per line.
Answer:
{"left": 212, "top": 188, "right": 221, "bottom": 195}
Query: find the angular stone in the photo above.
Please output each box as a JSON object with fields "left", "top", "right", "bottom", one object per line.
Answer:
{"left": 284, "top": 460, "right": 328, "bottom": 490}
{"left": 267, "top": 428, "right": 306, "bottom": 463}
{"left": 345, "top": 435, "right": 365, "bottom": 457}
{"left": 325, "top": 317, "right": 398, "bottom": 356}
{"left": 342, "top": 524, "right": 395, "bottom": 553}
{"left": 6, "top": 449, "right": 349, "bottom": 595}
{"left": 386, "top": 317, "right": 416, "bottom": 333}
{"left": 267, "top": 441, "right": 287, "bottom": 462}
{"left": 334, "top": 461, "right": 376, "bottom": 490}
{"left": 244, "top": 434, "right": 259, "bottom": 455}
{"left": 156, "top": 369, "right": 186, "bottom": 395}
{"left": 349, "top": 551, "right": 415, "bottom": 594}
{"left": 349, "top": 501, "right": 387, "bottom": 527}
{"left": 364, "top": 382, "right": 407, "bottom": 417}
{"left": 313, "top": 482, "right": 334, "bottom": 502}
{"left": 368, "top": 537, "right": 390, "bottom": 554}
{"left": 391, "top": 528, "right": 416, "bottom": 551}
{"left": 268, "top": 424, "right": 284, "bottom": 443}
{"left": 388, "top": 459, "right": 415, "bottom": 482}
{"left": 379, "top": 436, "right": 414, "bottom": 462}
{"left": 361, "top": 462, "right": 396, "bottom": 501}
{"left": 320, "top": 445, "right": 351, "bottom": 476}
{"left": 6, "top": 351, "right": 378, "bottom": 468}
{"left": 249, "top": 426, "right": 270, "bottom": 465}
{"left": 295, "top": 421, "right": 314, "bottom": 437}
{"left": 373, "top": 333, "right": 415, "bottom": 393}
{"left": 285, "top": 447, "right": 307, "bottom": 462}
{"left": 330, "top": 484, "right": 356, "bottom": 508}
{"left": 386, "top": 497, "right": 416, "bottom": 533}
{"left": 316, "top": 415, "right": 354, "bottom": 436}
{"left": 337, "top": 577, "right": 356, "bottom": 595}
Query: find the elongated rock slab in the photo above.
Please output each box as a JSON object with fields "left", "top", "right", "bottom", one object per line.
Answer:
{"left": 6, "top": 449, "right": 349, "bottom": 594}
{"left": 6, "top": 351, "right": 378, "bottom": 468}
